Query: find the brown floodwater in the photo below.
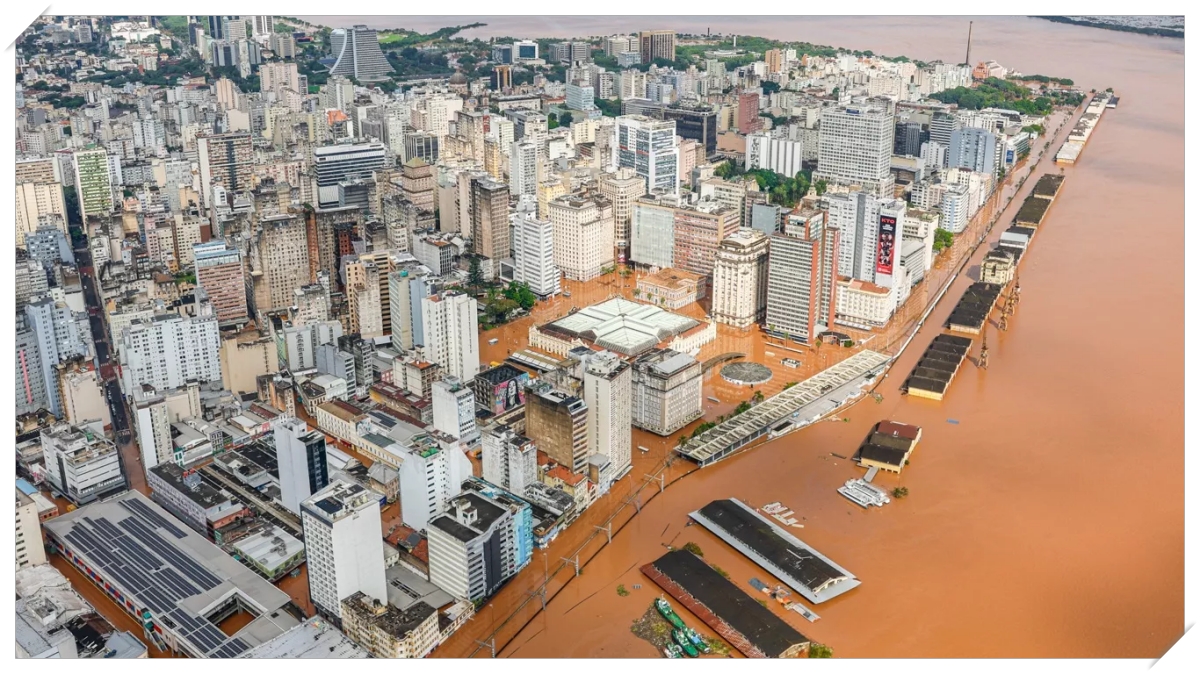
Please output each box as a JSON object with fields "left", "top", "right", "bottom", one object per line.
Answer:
{"left": 311, "top": 15, "right": 1184, "bottom": 658}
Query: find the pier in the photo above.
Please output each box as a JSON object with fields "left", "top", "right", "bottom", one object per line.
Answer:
{"left": 903, "top": 334, "right": 973, "bottom": 401}
{"left": 688, "top": 499, "right": 861, "bottom": 604}
{"left": 677, "top": 350, "right": 891, "bottom": 466}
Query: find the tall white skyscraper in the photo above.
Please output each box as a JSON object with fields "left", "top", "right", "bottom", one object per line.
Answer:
{"left": 397, "top": 434, "right": 473, "bottom": 532}
{"left": 422, "top": 292, "right": 480, "bottom": 381}
{"left": 328, "top": 25, "right": 393, "bottom": 82}
{"left": 746, "top": 132, "right": 804, "bottom": 178}
{"left": 512, "top": 213, "right": 560, "bottom": 298}
{"left": 432, "top": 378, "right": 479, "bottom": 443}
{"left": 481, "top": 426, "right": 537, "bottom": 496}
{"left": 509, "top": 139, "right": 540, "bottom": 197}
{"left": 119, "top": 302, "right": 222, "bottom": 393}
{"left": 612, "top": 115, "right": 679, "bottom": 195}
{"left": 815, "top": 102, "right": 895, "bottom": 197}
{"left": 582, "top": 351, "right": 632, "bottom": 479}
{"left": 826, "top": 192, "right": 907, "bottom": 288}
{"left": 301, "top": 481, "right": 387, "bottom": 620}
{"left": 276, "top": 418, "right": 330, "bottom": 515}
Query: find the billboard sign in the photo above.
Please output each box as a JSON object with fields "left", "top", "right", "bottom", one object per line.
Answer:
{"left": 876, "top": 215, "right": 897, "bottom": 276}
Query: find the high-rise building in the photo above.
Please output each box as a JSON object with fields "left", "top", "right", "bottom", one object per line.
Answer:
{"left": 738, "top": 92, "right": 763, "bottom": 134}
{"left": 301, "top": 481, "right": 387, "bottom": 621}
{"left": 929, "top": 111, "right": 959, "bottom": 147}
{"left": 313, "top": 142, "right": 387, "bottom": 209}
{"left": 949, "top": 127, "right": 1000, "bottom": 177}
{"left": 276, "top": 418, "right": 330, "bottom": 515}
{"left": 565, "top": 82, "right": 596, "bottom": 112}
{"left": 16, "top": 182, "right": 67, "bottom": 246}
{"left": 765, "top": 209, "right": 840, "bottom": 345}
{"left": 711, "top": 228, "right": 770, "bottom": 329}
{"left": 548, "top": 194, "right": 615, "bottom": 282}
{"left": 197, "top": 133, "right": 253, "bottom": 207}
{"left": 526, "top": 386, "right": 589, "bottom": 474}
{"left": 509, "top": 139, "right": 540, "bottom": 198}
{"left": 345, "top": 258, "right": 384, "bottom": 339}
{"left": 582, "top": 351, "right": 632, "bottom": 479}
{"left": 193, "top": 241, "right": 249, "bottom": 327}
{"left": 400, "top": 158, "right": 435, "bottom": 213}
{"left": 746, "top": 132, "right": 804, "bottom": 178}
{"left": 939, "top": 183, "right": 971, "bottom": 234}
{"left": 512, "top": 213, "right": 560, "bottom": 298}
{"left": 827, "top": 192, "right": 907, "bottom": 287}
{"left": 612, "top": 115, "right": 679, "bottom": 195}
{"left": 469, "top": 175, "right": 510, "bottom": 260}
{"left": 40, "top": 423, "right": 125, "bottom": 506}
{"left": 432, "top": 377, "right": 479, "bottom": 443}
{"left": 72, "top": 147, "right": 113, "bottom": 220}
{"left": 630, "top": 349, "right": 703, "bottom": 436}
{"left": 22, "top": 297, "right": 92, "bottom": 418}
{"left": 481, "top": 426, "right": 538, "bottom": 496}
{"left": 255, "top": 213, "right": 311, "bottom": 314}
{"left": 815, "top": 102, "right": 895, "bottom": 197}
{"left": 427, "top": 487, "right": 531, "bottom": 601}
{"left": 260, "top": 61, "right": 300, "bottom": 96}
{"left": 598, "top": 168, "right": 646, "bottom": 256}
{"left": 663, "top": 104, "right": 718, "bottom": 156}
{"left": 397, "top": 433, "right": 472, "bottom": 532}
{"left": 894, "top": 120, "right": 925, "bottom": 157}
{"left": 765, "top": 49, "right": 784, "bottom": 74}
{"left": 16, "top": 490, "right": 47, "bottom": 569}
{"left": 421, "top": 292, "right": 480, "bottom": 381}
{"left": 639, "top": 30, "right": 676, "bottom": 64}
{"left": 131, "top": 383, "right": 202, "bottom": 470}
{"left": 15, "top": 317, "right": 50, "bottom": 415}
{"left": 388, "top": 266, "right": 430, "bottom": 350}
{"left": 120, "top": 303, "right": 222, "bottom": 393}
{"left": 328, "top": 25, "right": 394, "bottom": 82}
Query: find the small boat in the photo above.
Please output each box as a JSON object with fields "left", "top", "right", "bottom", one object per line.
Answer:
{"left": 655, "top": 598, "right": 686, "bottom": 629}
{"left": 673, "top": 630, "right": 699, "bottom": 657}
{"left": 685, "top": 627, "right": 711, "bottom": 654}
{"left": 665, "top": 644, "right": 683, "bottom": 658}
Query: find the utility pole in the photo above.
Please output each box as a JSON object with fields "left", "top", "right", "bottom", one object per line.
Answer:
{"left": 978, "top": 332, "right": 989, "bottom": 370}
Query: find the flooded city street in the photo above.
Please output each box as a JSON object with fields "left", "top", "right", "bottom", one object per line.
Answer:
{"left": 437, "top": 16, "right": 1185, "bottom": 659}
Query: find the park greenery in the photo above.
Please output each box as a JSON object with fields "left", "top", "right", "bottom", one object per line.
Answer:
{"left": 930, "top": 77, "right": 1084, "bottom": 115}
{"left": 932, "top": 228, "right": 955, "bottom": 253}
{"left": 714, "top": 164, "right": 825, "bottom": 207}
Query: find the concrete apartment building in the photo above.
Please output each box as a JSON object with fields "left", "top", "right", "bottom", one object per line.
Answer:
{"left": 301, "top": 481, "right": 387, "bottom": 622}
{"left": 582, "top": 351, "right": 633, "bottom": 479}
{"left": 470, "top": 175, "right": 511, "bottom": 261}
{"left": 630, "top": 348, "right": 703, "bottom": 436}
{"left": 711, "top": 228, "right": 770, "bottom": 329}
{"left": 422, "top": 292, "right": 480, "bottom": 381}
{"left": 431, "top": 377, "right": 479, "bottom": 443}
{"left": 526, "top": 386, "right": 590, "bottom": 474}
{"left": 427, "top": 487, "right": 531, "bottom": 602}
{"left": 481, "top": 425, "right": 538, "bottom": 496}
{"left": 396, "top": 433, "right": 472, "bottom": 532}
{"left": 40, "top": 423, "right": 125, "bottom": 505}
{"left": 193, "top": 241, "right": 248, "bottom": 327}
{"left": 612, "top": 115, "right": 679, "bottom": 196}
{"left": 276, "top": 417, "right": 330, "bottom": 515}
{"left": 598, "top": 167, "right": 647, "bottom": 255}
{"left": 766, "top": 209, "right": 840, "bottom": 345}
{"left": 16, "top": 490, "right": 47, "bottom": 569}
{"left": 548, "top": 194, "right": 615, "bottom": 282}
{"left": 512, "top": 212, "right": 561, "bottom": 298}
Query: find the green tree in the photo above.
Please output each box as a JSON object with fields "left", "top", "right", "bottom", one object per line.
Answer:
{"left": 932, "top": 228, "right": 954, "bottom": 253}
{"left": 815, "top": 180, "right": 828, "bottom": 196}
{"left": 892, "top": 487, "right": 909, "bottom": 499}
{"left": 809, "top": 643, "right": 833, "bottom": 658}
{"left": 559, "top": 111, "right": 573, "bottom": 127}
{"left": 547, "top": 112, "right": 559, "bottom": 129}
{"left": 683, "top": 542, "right": 704, "bottom": 557}
{"left": 467, "top": 256, "right": 484, "bottom": 288}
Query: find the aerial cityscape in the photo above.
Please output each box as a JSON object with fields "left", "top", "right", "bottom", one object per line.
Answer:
{"left": 12, "top": 12, "right": 1185, "bottom": 661}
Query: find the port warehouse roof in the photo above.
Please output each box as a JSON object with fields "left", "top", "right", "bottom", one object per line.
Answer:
{"left": 689, "top": 499, "right": 860, "bottom": 604}
{"left": 642, "top": 550, "right": 810, "bottom": 658}
{"left": 946, "top": 282, "right": 1003, "bottom": 332}
{"left": 1014, "top": 194, "right": 1052, "bottom": 226}
{"left": 43, "top": 490, "right": 299, "bottom": 658}
{"left": 855, "top": 421, "right": 921, "bottom": 469}
{"left": 677, "top": 350, "right": 891, "bottom": 466}
{"left": 1031, "top": 174, "right": 1065, "bottom": 199}
{"left": 904, "top": 334, "right": 972, "bottom": 397}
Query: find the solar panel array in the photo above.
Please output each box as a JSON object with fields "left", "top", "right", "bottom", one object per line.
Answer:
{"left": 60, "top": 499, "right": 250, "bottom": 658}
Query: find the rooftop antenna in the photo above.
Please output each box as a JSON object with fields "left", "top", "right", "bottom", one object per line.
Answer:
{"left": 965, "top": 21, "right": 973, "bottom": 66}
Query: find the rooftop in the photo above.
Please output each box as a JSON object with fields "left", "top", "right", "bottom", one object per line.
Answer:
{"left": 229, "top": 525, "right": 304, "bottom": 571}
{"left": 238, "top": 616, "right": 369, "bottom": 659}
{"left": 149, "top": 462, "right": 236, "bottom": 509}
{"left": 342, "top": 591, "right": 436, "bottom": 641}
{"left": 43, "top": 491, "right": 298, "bottom": 658}
{"left": 302, "top": 480, "right": 377, "bottom": 523}
{"left": 539, "top": 297, "right": 701, "bottom": 356}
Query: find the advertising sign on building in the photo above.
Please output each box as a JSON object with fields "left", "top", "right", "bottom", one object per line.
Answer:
{"left": 876, "top": 215, "right": 897, "bottom": 275}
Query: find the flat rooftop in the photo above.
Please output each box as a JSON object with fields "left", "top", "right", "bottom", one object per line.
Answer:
{"left": 43, "top": 491, "right": 298, "bottom": 658}
{"left": 238, "top": 616, "right": 369, "bottom": 659}
{"left": 1031, "top": 174, "right": 1065, "bottom": 199}
{"left": 539, "top": 297, "right": 701, "bottom": 356}
{"left": 643, "top": 550, "right": 810, "bottom": 658}
{"left": 690, "top": 499, "right": 860, "bottom": 604}
{"left": 1014, "top": 194, "right": 1051, "bottom": 226}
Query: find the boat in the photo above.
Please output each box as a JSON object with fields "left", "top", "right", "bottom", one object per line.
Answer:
{"left": 655, "top": 598, "right": 686, "bottom": 629}
{"left": 664, "top": 645, "right": 682, "bottom": 658}
{"left": 673, "top": 630, "right": 699, "bottom": 657}
{"left": 685, "top": 627, "right": 711, "bottom": 654}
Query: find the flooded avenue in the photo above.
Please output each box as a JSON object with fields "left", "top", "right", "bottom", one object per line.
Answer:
{"left": 417, "top": 16, "right": 1185, "bottom": 658}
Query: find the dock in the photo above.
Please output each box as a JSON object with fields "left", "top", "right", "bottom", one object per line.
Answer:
{"left": 689, "top": 499, "right": 860, "bottom": 604}
{"left": 1056, "top": 93, "right": 1109, "bottom": 164}
{"left": 903, "top": 334, "right": 972, "bottom": 401}
{"left": 641, "top": 550, "right": 811, "bottom": 658}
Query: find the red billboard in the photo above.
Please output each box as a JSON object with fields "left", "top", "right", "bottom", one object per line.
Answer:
{"left": 876, "top": 215, "right": 897, "bottom": 276}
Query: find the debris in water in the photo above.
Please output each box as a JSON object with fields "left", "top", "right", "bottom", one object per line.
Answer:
{"left": 947, "top": 419, "right": 960, "bottom": 425}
